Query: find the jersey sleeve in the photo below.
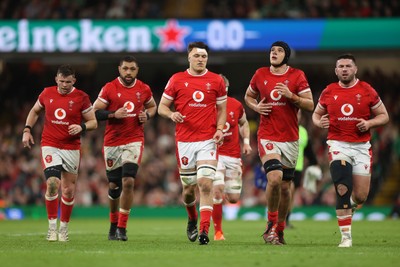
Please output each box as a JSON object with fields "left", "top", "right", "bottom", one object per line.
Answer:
{"left": 296, "top": 70, "right": 311, "bottom": 94}
{"left": 97, "top": 83, "right": 111, "bottom": 104}
{"left": 317, "top": 87, "right": 329, "bottom": 109}
{"left": 81, "top": 93, "right": 93, "bottom": 114}
{"left": 37, "top": 89, "right": 46, "bottom": 108}
{"left": 163, "top": 76, "right": 176, "bottom": 100}
{"left": 143, "top": 83, "right": 154, "bottom": 104}
{"left": 365, "top": 83, "right": 381, "bottom": 109}
{"left": 249, "top": 70, "right": 260, "bottom": 94}
{"left": 216, "top": 75, "right": 227, "bottom": 104}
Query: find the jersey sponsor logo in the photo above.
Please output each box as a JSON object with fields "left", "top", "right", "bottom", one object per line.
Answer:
{"left": 341, "top": 103, "right": 354, "bottom": 116}
{"left": 223, "top": 122, "right": 230, "bottom": 132}
{"left": 189, "top": 91, "right": 207, "bottom": 107}
{"left": 192, "top": 91, "right": 204, "bottom": 102}
{"left": 124, "top": 101, "right": 138, "bottom": 117}
{"left": 270, "top": 89, "right": 282, "bottom": 101}
{"left": 45, "top": 155, "right": 52, "bottom": 163}
{"left": 265, "top": 142, "right": 274, "bottom": 150}
{"left": 181, "top": 156, "right": 189, "bottom": 166}
{"left": 54, "top": 108, "right": 66, "bottom": 120}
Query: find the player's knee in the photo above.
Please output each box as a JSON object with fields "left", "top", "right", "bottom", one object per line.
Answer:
{"left": 44, "top": 165, "right": 62, "bottom": 180}
{"left": 213, "top": 184, "right": 224, "bottom": 198}
{"left": 197, "top": 165, "right": 216, "bottom": 180}
{"left": 108, "top": 186, "right": 122, "bottom": 200}
{"left": 122, "top": 162, "right": 139, "bottom": 178}
{"left": 263, "top": 159, "right": 283, "bottom": 175}
{"left": 330, "top": 160, "right": 353, "bottom": 209}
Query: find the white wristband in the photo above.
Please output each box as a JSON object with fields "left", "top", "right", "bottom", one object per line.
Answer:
{"left": 243, "top": 138, "right": 250, "bottom": 145}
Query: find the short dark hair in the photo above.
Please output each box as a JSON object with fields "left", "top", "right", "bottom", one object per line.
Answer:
{"left": 187, "top": 41, "right": 209, "bottom": 53}
{"left": 337, "top": 53, "right": 356, "bottom": 64}
{"left": 119, "top": 55, "right": 138, "bottom": 66}
{"left": 57, "top": 64, "right": 75, "bottom": 77}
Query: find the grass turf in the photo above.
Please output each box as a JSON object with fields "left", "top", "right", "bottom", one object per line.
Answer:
{"left": 0, "top": 218, "right": 399, "bottom": 267}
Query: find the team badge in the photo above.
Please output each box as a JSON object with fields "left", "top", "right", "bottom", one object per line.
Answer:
{"left": 45, "top": 155, "right": 52, "bottom": 163}
{"left": 181, "top": 156, "right": 189, "bottom": 166}
{"left": 265, "top": 143, "right": 274, "bottom": 150}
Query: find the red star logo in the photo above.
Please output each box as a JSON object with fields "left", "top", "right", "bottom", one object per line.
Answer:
{"left": 155, "top": 19, "right": 190, "bottom": 52}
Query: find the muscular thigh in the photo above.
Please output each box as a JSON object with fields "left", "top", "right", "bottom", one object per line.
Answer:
{"left": 258, "top": 139, "right": 299, "bottom": 168}
{"left": 104, "top": 141, "right": 143, "bottom": 171}
{"left": 176, "top": 139, "right": 217, "bottom": 170}
{"left": 41, "top": 146, "right": 80, "bottom": 174}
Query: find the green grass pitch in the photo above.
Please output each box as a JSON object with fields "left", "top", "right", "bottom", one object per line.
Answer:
{"left": 0, "top": 218, "right": 399, "bottom": 267}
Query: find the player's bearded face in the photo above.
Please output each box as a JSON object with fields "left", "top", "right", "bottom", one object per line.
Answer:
{"left": 188, "top": 48, "right": 208, "bottom": 74}
{"left": 119, "top": 62, "right": 139, "bottom": 86}
{"left": 55, "top": 74, "right": 76, "bottom": 95}
{"left": 335, "top": 59, "right": 357, "bottom": 85}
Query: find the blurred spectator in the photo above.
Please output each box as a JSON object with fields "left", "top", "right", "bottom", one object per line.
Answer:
{"left": 1, "top": 0, "right": 400, "bottom": 19}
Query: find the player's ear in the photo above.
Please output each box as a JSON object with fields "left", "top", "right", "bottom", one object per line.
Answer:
{"left": 188, "top": 56, "right": 191, "bottom": 62}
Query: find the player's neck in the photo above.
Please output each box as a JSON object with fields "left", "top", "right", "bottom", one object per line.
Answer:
{"left": 339, "top": 78, "right": 358, "bottom": 88}
{"left": 188, "top": 68, "right": 207, "bottom": 76}
{"left": 270, "top": 65, "right": 288, "bottom": 74}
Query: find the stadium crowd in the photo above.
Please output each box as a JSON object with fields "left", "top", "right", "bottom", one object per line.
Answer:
{"left": 0, "top": 0, "right": 399, "bottom": 19}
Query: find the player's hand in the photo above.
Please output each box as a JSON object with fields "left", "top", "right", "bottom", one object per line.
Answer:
{"left": 68, "top": 124, "right": 83, "bottom": 135}
{"left": 319, "top": 114, "right": 330, "bottom": 128}
{"left": 256, "top": 98, "right": 272, "bottom": 116}
{"left": 170, "top": 112, "right": 186, "bottom": 123}
{"left": 114, "top": 107, "right": 128, "bottom": 119}
{"left": 213, "top": 129, "right": 224, "bottom": 145}
{"left": 138, "top": 111, "right": 149, "bottom": 124}
{"left": 356, "top": 118, "right": 370, "bottom": 132}
{"left": 275, "top": 83, "right": 292, "bottom": 98}
{"left": 22, "top": 132, "right": 34, "bottom": 149}
{"left": 242, "top": 144, "right": 252, "bottom": 155}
